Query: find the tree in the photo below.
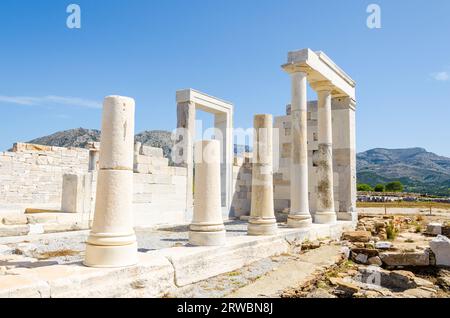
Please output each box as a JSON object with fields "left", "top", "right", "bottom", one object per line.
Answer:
{"left": 357, "top": 183, "right": 373, "bottom": 192}
{"left": 374, "top": 184, "right": 385, "bottom": 192}
{"left": 385, "top": 181, "right": 404, "bottom": 192}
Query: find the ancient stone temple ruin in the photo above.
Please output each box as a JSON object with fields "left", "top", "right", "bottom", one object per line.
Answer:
{"left": 280, "top": 49, "right": 357, "bottom": 223}
{"left": 233, "top": 49, "right": 357, "bottom": 224}
{"left": 0, "top": 48, "right": 357, "bottom": 297}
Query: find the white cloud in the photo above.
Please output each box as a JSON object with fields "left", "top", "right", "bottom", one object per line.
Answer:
{"left": 431, "top": 71, "right": 449, "bottom": 81}
{"left": 0, "top": 95, "right": 102, "bottom": 108}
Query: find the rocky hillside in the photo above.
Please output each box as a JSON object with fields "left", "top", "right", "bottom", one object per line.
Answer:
{"left": 28, "top": 128, "right": 101, "bottom": 149}
{"left": 357, "top": 148, "right": 450, "bottom": 196}
{"left": 135, "top": 130, "right": 173, "bottom": 161}
{"left": 27, "top": 128, "right": 174, "bottom": 163}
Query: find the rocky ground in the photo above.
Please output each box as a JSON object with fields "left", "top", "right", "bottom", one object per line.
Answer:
{"left": 281, "top": 213, "right": 450, "bottom": 298}
{"left": 1, "top": 214, "right": 450, "bottom": 298}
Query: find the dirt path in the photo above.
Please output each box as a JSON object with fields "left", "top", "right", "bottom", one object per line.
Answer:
{"left": 225, "top": 245, "right": 344, "bottom": 298}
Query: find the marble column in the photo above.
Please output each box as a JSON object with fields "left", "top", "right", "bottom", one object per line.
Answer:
{"left": 189, "top": 140, "right": 226, "bottom": 246}
{"left": 248, "top": 114, "right": 278, "bottom": 236}
{"left": 332, "top": 97, "right": 358, "bottom": 222}
{"left": 176, "top": 101, "right": 196, "bottom": 220}
{"left": 312, "top": 82, "right": 337, "bottom": 224}
{"left": 84, "top": 95, "right": 138, "bottom": 267}
{"left": 287, "top": 71, "right": 312, "bottom": 228}
{"left": 88, "top": 150, "right": 100, "bottom": 172}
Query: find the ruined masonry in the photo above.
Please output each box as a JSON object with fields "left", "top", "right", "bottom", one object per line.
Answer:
{"left": 0, "top": 48, "right": 356, "bottom": 236}
{"left": 234, "top": 49, "right": 357, "bottom": 224}
{"left": 0, "top": 48, "right": 357, "bottom": 297}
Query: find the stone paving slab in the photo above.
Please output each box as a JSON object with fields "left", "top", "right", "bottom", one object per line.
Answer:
{"left": 0, "top": 221, "right": 354, "bottom": 298}
{"left": 0, "top": 252, "right": 175, "bottom": 298}
{"left": 227, "top": 245, "right": 343, "bottom": 298}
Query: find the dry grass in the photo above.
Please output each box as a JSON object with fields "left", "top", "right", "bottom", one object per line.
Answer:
{"left": 227, "top": 271, "right": 241, "bottom": 277}
{"left": 36, "top": 249, "right": 80, "bottom": 260}
{"left": 357, "top": 201, "right": 450, "bottom": 209}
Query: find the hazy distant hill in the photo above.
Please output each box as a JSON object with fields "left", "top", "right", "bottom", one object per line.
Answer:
{"left": 357, "top": 148, "right": 450, "bottom": 196}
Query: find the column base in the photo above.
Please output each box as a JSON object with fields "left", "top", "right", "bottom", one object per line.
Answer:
{"left": 189, "top": 230, "right": 226, "bottom": 246}
{"left": 287, "top": 215, "right": 312, "bottom": 228}
{"left": 84, "top": 242, "right": 138, "bottom": 268}
{"left": 337, "top": 211, "right": 358, "bottom": 222}
{"left": 248, "top": 218, "right": 278, "bottom": 236}
{"left": 314, "top": 212, "right": 337, "bottom": 224}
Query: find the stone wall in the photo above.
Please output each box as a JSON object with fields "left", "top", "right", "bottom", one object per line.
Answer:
{"left": 0, "top": 99, "right": 355, "bottom": 226}
{"left": 274, "top": 100, "right": 356, "bottom": 217}
{"left": 132, "top": 143, "right": 188, "bottom": 226}
{"left": 230, "top": 100, "right": 356, "bottom": 217}
{"left": 0, "top": 143, "right": 89, "bottom": 211}
{"left": 231, "top": 154, "right": 253, "bottom": 217}
{"left": 0, "top": 142, "right": 188, "bottom": 229}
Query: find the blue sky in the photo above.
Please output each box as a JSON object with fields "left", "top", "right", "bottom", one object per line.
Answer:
{"left": 0, "top": 0, "right": 449, "bottom": 156}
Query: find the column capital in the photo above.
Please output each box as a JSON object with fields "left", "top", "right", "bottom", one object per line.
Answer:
{"left": 310, "top": 80, "right": 335, "bottom": 92}
{"left": 281, "top": 63, "right": 312, "bottom": 75}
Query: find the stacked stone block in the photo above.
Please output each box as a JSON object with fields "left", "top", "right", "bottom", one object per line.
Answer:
{"left": 231, "top": 101, "right": 349, "bottom": 219}
{"left": 231, "top": 153, "right": 253, "bottom": 217}
{"left": 0, "top": 139, "right": 188, "bottom": 235}
{"left": 273, "top": 103, "right": 342, "bottom": 217}
{"left": 0, "top": 143, "right": 89, "bottom": 208}
{"left": 134, "top": 143, "right": 170, "bottom": 175}
{"left": 132, "top": 166, "right": 187, "bottom": 227}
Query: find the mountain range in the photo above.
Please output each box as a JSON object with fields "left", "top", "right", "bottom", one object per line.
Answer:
{"left": 357, "top": 148, "right": 450, "bottom": 196}
{"left": 21, "top": 128, "right": 450, "bottom": 196}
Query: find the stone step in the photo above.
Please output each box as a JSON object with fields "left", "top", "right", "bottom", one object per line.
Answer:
{"left": 0, "top": 221, "right": 355, "bottom": 297}
{"left": 225, "top": 244, "right": 344, "bottom": 298}
{"left": 0, "top": 221, "right": 91, "bottom": 238}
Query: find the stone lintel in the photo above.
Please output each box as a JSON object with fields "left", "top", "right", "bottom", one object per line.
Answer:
{"left": 176, "top": 88, "right": 233, "bottom": 114}
{"left": 282, "top": 48, "right": 356, "bottom": 100}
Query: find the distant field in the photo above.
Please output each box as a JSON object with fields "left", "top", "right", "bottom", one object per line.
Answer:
{"left": 357, "top": 201, "right": 450, "bottom": 209}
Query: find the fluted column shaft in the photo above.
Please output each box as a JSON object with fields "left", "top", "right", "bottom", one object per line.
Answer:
{"left": 84, "top": 95, "right": 138, "bottom": 268}
{"left": 287, "top": 72, "right": 312, "bottom": 228}
{"left": 314, "top": 85, "right": 337, "bottom": 224}
{"left": 189, "top": 140, "right": 226, "bottom": 246}
{"left": 248, "top": 114, "right": 277, "bottom": 235}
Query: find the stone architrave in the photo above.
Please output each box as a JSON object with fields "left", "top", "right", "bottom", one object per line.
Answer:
{"left": 84, "top": 95, "right": 138, "bottom": 268}
{"left": 189, "top": 140, "right": 226, "bottom": 246}
{"left": 248, "top": 114, "right": 277, "bottom": 236}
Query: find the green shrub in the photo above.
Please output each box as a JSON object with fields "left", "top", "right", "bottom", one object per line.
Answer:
{"left": 374, "top": 184, "right": 385, "bottom": 192}
{"left": 386, "top": 221, "right": 398, "bottom": 240}
{"left": 385, "top": 181, "right": 404, "bottom": 192}
{"left": 357, "top": 183, "right": 373, "bottom": 191}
